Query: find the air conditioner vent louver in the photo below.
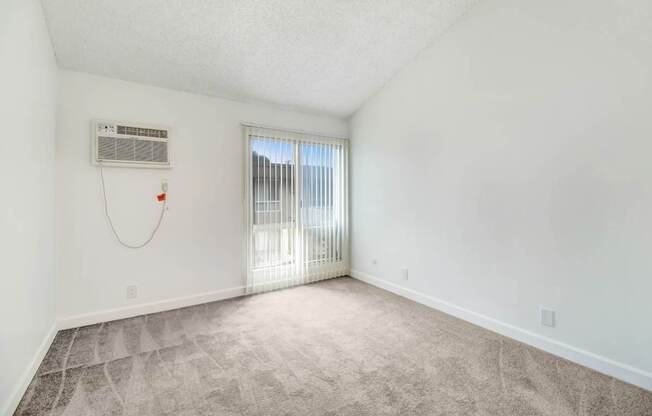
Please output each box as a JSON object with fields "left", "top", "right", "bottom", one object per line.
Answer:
{"left": 93, "top": 121, "right": 171, "bottom": 169}
{"left": 116, "top": 125, "right": 168, "bottom": 138}
{"left": 98, "top": 136, "right": 115, "bottom": 160}
{"left": 152, "top": 141, "right": 168, "bottom": 162}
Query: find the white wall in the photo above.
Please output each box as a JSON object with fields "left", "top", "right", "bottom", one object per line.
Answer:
{"left": 350, "top": 0, "right": 652, "bottom": 387}
{"left": 56, "top": 71, "right": 348, "bottom": 323}
{"left": 0, "top": 0, "right": 58, "bottom": 413}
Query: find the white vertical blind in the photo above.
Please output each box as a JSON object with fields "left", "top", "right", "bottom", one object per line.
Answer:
{"left": 243, "top": 125, "right": 349, "bottom": 293}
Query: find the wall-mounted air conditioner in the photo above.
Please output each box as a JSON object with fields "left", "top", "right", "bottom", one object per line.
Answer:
{"left": 92, "top": 120, "right": 171, "bottom": 168}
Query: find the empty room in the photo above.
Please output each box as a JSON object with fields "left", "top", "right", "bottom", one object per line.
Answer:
{"left": 2, "top": 0, "right": 652, "bottom": 415}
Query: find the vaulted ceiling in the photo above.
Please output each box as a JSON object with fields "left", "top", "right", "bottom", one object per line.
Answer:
{"left": 41, "top": 0, "right": 478, "bottom": 116}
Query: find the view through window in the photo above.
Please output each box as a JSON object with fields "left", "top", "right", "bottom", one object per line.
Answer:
{"left": 245, "top": 127, "right": 349, "bottom": 292}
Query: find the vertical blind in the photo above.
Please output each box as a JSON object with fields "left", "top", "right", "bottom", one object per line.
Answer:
{"left": 243, "top": 125, "right": 349, "bottom": 293}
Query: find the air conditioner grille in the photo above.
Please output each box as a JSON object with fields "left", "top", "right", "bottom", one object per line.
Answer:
{"left": 97, "top": 137, "right": 169, "bottom": 164}
{"left": 98, "top": 136, "right": 115, "bottom": 160}
{"left": 152, "top": 141, "right": 168, "bottom": 163}
{"left": 135, "top": 140, "right": 151, "bottom": 161}
{"left": 117, "top": 125, "right": 167, "bottom": 138}
{"left": 116, "top": 138, "right": 134, "bottom": 161}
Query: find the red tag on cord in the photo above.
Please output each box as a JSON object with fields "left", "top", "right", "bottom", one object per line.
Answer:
{"left": 157, "top": 193, "right": 166, "bottom": 202}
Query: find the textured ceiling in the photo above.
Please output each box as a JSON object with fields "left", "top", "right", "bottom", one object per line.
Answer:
{"left": 41, "top": 0, "right": 479, "bottom": 116}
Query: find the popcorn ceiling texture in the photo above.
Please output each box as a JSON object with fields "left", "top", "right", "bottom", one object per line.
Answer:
{"left": 40, "top": 0, "right": 479, "bottom": 116}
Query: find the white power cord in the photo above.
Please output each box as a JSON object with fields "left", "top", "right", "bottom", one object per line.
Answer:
{"left": 99, "top": 163, "right": 167, "bottom": 249}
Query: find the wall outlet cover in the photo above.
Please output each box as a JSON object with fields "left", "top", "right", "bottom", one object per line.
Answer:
{"left": 126, "top": 285, "right": 138, "bottom": 300}
{"left": 540, "top": 307, "right": 555, "bottom": 327}
{"left": 401, "top": 268, "right": 409, "bottom": 280}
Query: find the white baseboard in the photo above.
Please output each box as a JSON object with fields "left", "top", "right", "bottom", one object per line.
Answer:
{"left": 350, "top": 269, "right": 652, "bottom": 392}
{"left": 2, "top": 322, "right": 58, "bottom": 416}
{"left": 58, "top": 285, "right": 246, "bottom": 330}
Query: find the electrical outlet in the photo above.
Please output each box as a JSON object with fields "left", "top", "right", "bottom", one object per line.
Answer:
{"left": 372, "top": 259, "right": 377, "bottom": 265}
{"left": 401, "top": 268, "right": 409, "bottom": 281}
{"left": 540, "top": 307, "right": 555, "bottom": 327}
{"left": 161, "top": 179, "right": 168, "bottom": 192}
{"left": 126, "top": 285, "right": 138, "bottom": 300}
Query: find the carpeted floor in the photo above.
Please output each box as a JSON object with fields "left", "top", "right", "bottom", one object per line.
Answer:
{"left": 15, "top": 277, "right": 652, "bottom": 415}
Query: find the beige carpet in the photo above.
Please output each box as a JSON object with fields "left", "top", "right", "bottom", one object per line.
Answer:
{"left": 15, "top": 277, "right": 652, "bottom": 415}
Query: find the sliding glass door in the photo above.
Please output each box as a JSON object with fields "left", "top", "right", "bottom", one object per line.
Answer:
{"left": 244, "top": 126, "right": 349, "bottom": 293}
{"left": 251, "top": 137, "right": 296, "bottom": 271}
{"left": 300, "top": 142, "right": 344, "bottom": 266}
